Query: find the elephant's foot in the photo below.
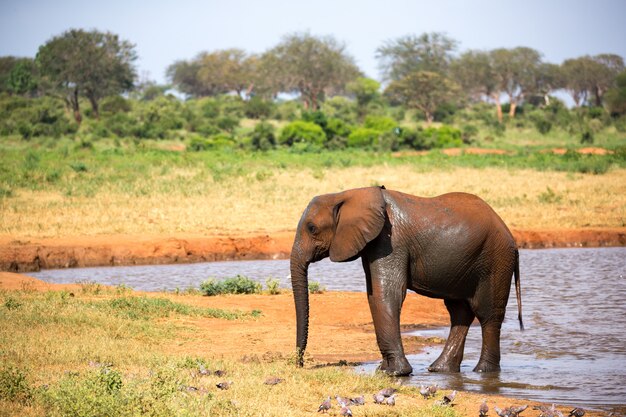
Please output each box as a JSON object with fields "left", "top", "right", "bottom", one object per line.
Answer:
{"left": 377, "top": 355, "right": 412, "bottom": 376}
{"left": 427, "top": 357, "right": 461, "bottom": 373}
{"left": 473, "top": 360, "right": 500, "bottom": 373}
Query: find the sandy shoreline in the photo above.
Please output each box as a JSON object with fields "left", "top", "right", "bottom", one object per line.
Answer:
{"left": 1, "top": 227, "right": 625, "bottom": 272}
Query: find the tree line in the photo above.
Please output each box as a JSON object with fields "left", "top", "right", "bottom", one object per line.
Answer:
{"left": 1, "top": 28, "right": 625, "bottom": 126}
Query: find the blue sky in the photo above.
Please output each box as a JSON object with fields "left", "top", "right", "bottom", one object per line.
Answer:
{"left": 1, "top": 0, "right": 625, "bottom": 84}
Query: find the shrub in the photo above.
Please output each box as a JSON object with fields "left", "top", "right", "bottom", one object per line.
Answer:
{"left": 265, "top": 277, "right": 281, "bottom": 295}
{"left": 347, "top": 127, "right": 379, "bottom": 148}
{"left": 100, "top": 96, "right": 132, "bottom": 115}
{"left": 279, "top": 120, "right": 326, "bottom": 147}
{"left": 308, "top": 281, "right": 325, "bottom": 294}
{"left": 0, "top": 365, "right": 32, "bottom": 404}
{"left": 244, "top": 96, "right": 274, "bottom": 119}
{"left": 216, "top": 115, "right": 240, "bottom": 133}
{"left": 363, "top": 115, "right": 397, "bottom": 132}
{"left": 460, "top": 124, "right": 479, "bottom": 143}
{"left": 249, "top": 121, "right": 276, "bottom": 151}
{"left": 423, "top": 125, "right": 463, "bottom": 148}
{"left": 200, "top": 275, "right": 261, "bottom": 296}
{"left": 534, "top": 118, "right": 553, "bottom": 135}
{"left": 273, "top": 100, "right": 301, "bottom": 121}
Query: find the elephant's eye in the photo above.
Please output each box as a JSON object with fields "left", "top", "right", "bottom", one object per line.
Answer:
{"left": 307, "top": 223, "right": 318, "bottom": 235}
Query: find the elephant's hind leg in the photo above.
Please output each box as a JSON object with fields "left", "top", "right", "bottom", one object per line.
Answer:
{"left": 428, "top": 299, "right": 475, "bottom": 372}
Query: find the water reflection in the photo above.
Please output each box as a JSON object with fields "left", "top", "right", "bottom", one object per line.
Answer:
{"left": 30, "top": 247, "right": 626, "bottom": 407}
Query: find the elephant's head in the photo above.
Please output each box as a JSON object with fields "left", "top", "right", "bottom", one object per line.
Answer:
{"left": 290, "top": 187, "right": 387, "bottom": 366}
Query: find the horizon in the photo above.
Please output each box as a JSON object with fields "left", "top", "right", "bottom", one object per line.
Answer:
{"left": 1, "top": 0, "right": 625, "bottom": 86}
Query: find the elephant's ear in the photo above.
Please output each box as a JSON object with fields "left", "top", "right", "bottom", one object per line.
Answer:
{"left": 329, "top": 187, "right": 386, "bottom": 262}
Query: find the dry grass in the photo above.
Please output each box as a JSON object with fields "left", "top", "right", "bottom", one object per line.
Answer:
{"left": 1, "top": 166, "right": 625, "bottom": 238}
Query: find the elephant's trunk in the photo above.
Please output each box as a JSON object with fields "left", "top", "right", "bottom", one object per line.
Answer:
{"left": 290, "top": 238, "right": 310, "bottom": 367}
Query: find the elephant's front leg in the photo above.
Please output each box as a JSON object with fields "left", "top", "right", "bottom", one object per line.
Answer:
{"left": 363, "top": 257, "right": 412, "bottom": 376}
{"left": 428, "top": 299, "right": 475, "bottom": 372}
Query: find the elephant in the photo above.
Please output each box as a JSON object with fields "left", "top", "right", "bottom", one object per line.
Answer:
{"left": 290, "top": 186, "right": 523, "bottom": 376}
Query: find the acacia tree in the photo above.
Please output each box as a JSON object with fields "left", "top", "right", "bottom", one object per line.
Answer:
{"left": 376, "top": 32, "right": 458, "bottom": 82}
{"left": 264, "top": 33, "right": 361, "bottom": 110}
{"left": 385, "top": 71, "right": 459, "bottom": 124}
{"left": 451, "top": 50, "right": 496, "bottom": 103}
{"left": 37, "top": 29, "right": 136, "bottom": 122}
{"left": 168, "top": 49, "right": 257, "bottom": 98}
{"left": 490, "top": 47, "right": 543, "bottom": 119}
{"left": 589, "top": 54, "right": 624, "bottom": 106}
{"left": 562, "top": 56, "right": 598, "bottom": 107}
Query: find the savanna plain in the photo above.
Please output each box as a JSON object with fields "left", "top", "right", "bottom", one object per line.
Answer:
{"left": 1, "top": 133, "right": 625, "bottom": 416}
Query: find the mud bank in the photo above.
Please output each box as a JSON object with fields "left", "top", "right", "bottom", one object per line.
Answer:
{"left": 1, "top": 228, "right": 624, "bottom": 272}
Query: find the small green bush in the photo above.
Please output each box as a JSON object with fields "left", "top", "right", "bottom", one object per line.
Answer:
{"left": 363, "top": 115, "right": 397, "bottom": 132}
{"left": 244, "top": 96, "right": 275, "bottom": 119}
{"left": 265, "top": 277, "right": 281, "bottom": 295}
{"left": 249, "top": 121, "right": 276, "bottom": 151}
{"left": 200, "top": 275, "right": 262, "bottom": 296}
{"left": 308, "top": 281, "right": 326, "bottom": 294}
{"left": 279, "top": 120, "right": 326, "bottom": 147}
{"left": 423, "top": 125, "right": 463, "bottom": 148}
{"left": 347, "top": 127, "right": 379, "bottom": 148}
{"left": 0, "top": 365, "right": 32, "bottom": 404}
{"left": 100, "top": 96, "right": 132, "bottom": 115}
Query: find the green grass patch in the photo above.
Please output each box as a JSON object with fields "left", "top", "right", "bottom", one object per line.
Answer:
{"left": 95, "top": 296, "right": 257, "bottom": 320}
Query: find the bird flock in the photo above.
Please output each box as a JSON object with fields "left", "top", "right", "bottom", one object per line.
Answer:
{"left": 317, "top": 385, "right": 458, "bottom": 415}
{"left": 192, "top": 364, "right": 597, "bottom": 417}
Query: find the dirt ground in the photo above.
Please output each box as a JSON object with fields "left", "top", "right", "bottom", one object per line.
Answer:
{"left": 1, "top": 227, "right": 625, "bottom": 272}
{"left": 1, "top": 272, "right": 618, "bottom": 416}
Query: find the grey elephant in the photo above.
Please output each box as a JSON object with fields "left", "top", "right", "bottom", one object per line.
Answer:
{"left": 290, "top": 186, "right": 523, "bottom": 376}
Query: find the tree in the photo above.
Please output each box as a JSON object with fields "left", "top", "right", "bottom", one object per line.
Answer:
{"left": 385, "top": 71, "right": 459, "bottom": 124}
{"left": 490, "top": 47, "right": 543, "bottom": 118}
{"left": 197, "top": 49, "right": 256, "bottom": 97}
{"left": 36, "top": 29, "right": 137, "bottom": 122}
{"left": 5, "top": 58, "right": 38, "bottom": 96}
{"left": 346, "top": 77, "right": 380, "bottom": 119}
{"left": 561, "top": 56, "right": 596, "bottom": 107}
{"left": 605, "top": 71, "right": 626, "bottom": 116}
{"left": 264, "top": 32, "right": 361, "bottom": 110}
{"left": 376, "top": 32, "right": 458, "bottom": 82}
{"left": 589, "top": 54, "right": 624, "bottom": 106}
{"left": 451, "top": 50, "right": 496, "bottom": 103}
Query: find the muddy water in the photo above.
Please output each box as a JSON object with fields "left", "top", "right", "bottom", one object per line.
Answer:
{"left": 31, "top": 247, "right": 626, "bottom": 407}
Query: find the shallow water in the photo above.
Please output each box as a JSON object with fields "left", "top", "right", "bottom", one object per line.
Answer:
{"left": 31, "top": 247, "right": 626, "bottom": 407}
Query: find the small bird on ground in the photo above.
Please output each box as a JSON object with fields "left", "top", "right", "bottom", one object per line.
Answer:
{"left": 495, "top": 406, "right": 511, "bottom": 417}
{"left": 349, "top": 395, "right": 365, "bottom": 406}
{"left": 373, "top": 393, "right": 386, "bottom": 404}
{"left": 214, "top": 369, "right": 226, "bottom": 377}
{"left": 339, "top": 405, "right": 353, "bottom": 416}
{"left": 197, "top": 364, "right": 211, "bottom": 376}
{"left": 419, "top": 385, "right": 430, "bottom": 399}
{"left": 480, "top": 399, "right": 489, "bottom": 416}
{"left": 435, "top": 390, "right": 456, "bottom": 406}
{"left": 378, "top": 387, "right": 397, "bottom": 397}
{"left": 569, "top": 408, "right": 585, "bottom": 417}
{"left": 264, "top": 377, "right": 283, "bottom": 385}
{"left": 428, "top": 384, "right": 439, "bottom": 397}
{"left": 318, "top": 397, "right": 331, "bottom": 413}
{"left": 510, "top": 404, "right": 528, "bottom": 417}
{"left": 335, "top": 395, "right": 350, "bottom": 407}
{"left": 216, "top": 381, "right": 232, "bottom": 390}
{"left": 442, "top": 390, "right": 457, "bottom": 405}
{"left": 386, "top": 394, "right": 396, "bottom": 406}
{"left": 534, "top": 404, "right": 564, "bottom": 417}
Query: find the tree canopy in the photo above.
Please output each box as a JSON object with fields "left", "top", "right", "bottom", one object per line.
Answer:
{"left": 263, "top": 33, "right": 361, "bottom": 110}
{"left": 36, "top": 28, "right": 137, "bottom": 122}
{"left": 376, "top": 32, "right": 458, "bottom": 82}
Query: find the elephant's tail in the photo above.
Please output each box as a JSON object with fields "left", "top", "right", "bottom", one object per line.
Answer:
{"left": 514, "top": 248, "right": 524, "bottom": 331}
